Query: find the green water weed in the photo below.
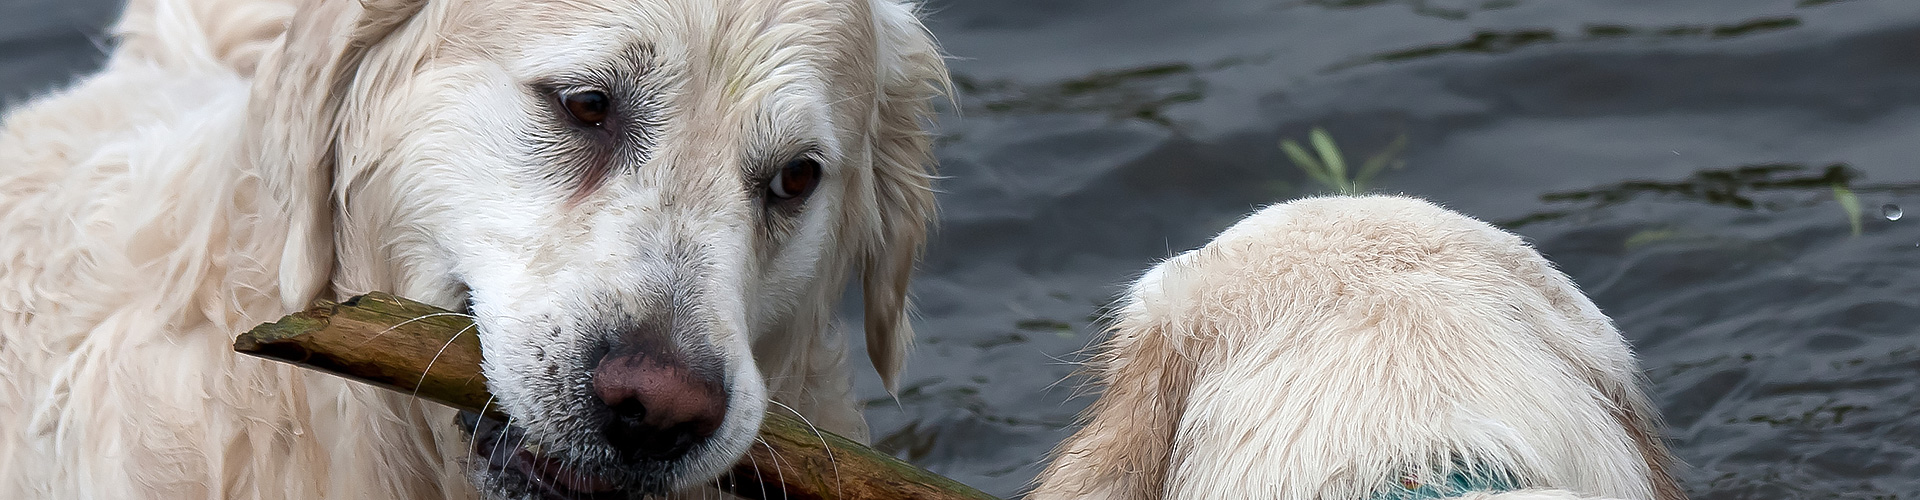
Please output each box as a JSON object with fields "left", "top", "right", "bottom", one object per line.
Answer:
{"left": 1280, "top": 127, "right": 1407, "bottom": 195}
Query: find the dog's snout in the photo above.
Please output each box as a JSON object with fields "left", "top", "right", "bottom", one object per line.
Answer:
{"left": 592, "top": 350, "right": 727, "bottom": 462}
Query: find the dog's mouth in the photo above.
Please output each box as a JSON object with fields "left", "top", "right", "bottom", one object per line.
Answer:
{"left": 451, "top": 288, "right": 750, "bottom": 499}
{"left": 461, "top": 411, "right": 631, "bottom": 500}
{"left": 453, "top": 294, "right": 637, "bottom": 499}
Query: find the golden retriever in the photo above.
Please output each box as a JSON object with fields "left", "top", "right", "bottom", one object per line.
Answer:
{"left": 0, "top": 0, "right": 946, "bottom": 497}
{"left": 1029, "top": 196, "right": 1686, "bottom": 500}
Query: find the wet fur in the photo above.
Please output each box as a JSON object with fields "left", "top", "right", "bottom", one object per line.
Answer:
{"left": 0, "top": 0, "right": 945, "bottom": 497}
{"left": 1029, "top": 196, "right": 1685, "bottom": 500}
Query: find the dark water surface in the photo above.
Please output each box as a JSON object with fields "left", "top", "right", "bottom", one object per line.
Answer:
{"left": 6, "top": 0, "right": 1918, "bottom": 498}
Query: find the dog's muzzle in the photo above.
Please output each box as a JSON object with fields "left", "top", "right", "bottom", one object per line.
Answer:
{"left": 463, "top": 313, "right": 735, "bottom": 499}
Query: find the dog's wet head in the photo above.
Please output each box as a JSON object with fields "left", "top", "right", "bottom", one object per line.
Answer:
{"left": 242, "top": 0, "right": 944, "bottom": 497}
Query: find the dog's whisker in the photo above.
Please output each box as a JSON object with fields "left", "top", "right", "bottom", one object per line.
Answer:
{"left": 746, "top": 441, "right": 769, "bottom": 500}
{"left": 766, "top": 399, "right": 841, "bottom": 498}
{"left": 488, "top": 415, "right": 518, "bottom": 476}
{"left": 506, "top": 429, "right": 529, "bottom": 469}
{"left": 465, "top": 396, "right": 496, "bottom": 468}
{"left": 348, "top": 312, "right": 475, "bottom": 349}
{"left": 405, "top": 321, "right": 478, "bottom": 415}
{"left": 755, "top": 437, "right": 791, "bottom": 500}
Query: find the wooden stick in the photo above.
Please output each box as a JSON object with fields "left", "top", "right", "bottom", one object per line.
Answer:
{"left": 235, "top": 292, "right": 998, "bottom": 500}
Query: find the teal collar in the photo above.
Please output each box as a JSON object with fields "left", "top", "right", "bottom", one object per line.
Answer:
{"left": 1371, "top": 462, "right": 1517, "bottom": 500}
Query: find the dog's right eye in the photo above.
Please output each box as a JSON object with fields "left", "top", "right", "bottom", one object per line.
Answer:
{"left": 768, "top": 158, "right": 822, "bottom": 202}
{"left": 560, "top": 90, "right": 610, "bottom": 126}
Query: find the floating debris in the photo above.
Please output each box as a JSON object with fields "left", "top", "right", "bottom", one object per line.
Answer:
{"left": 954, "top": 63, "right": 1205, "bottom": 126}
{"left": 1368, "top": 29, "right": 1558, "bottom": 63}
{"left": 1343, "top": 16, "right": 1804, "bottom": 69}
{"left": 1014, "top": 318, "right": 1073, "bottom": 332}
{"left": 1709, "top": 17, "right": 1803, "bottom": 38}
{"left": 1499, "top": 163, "right": 1920, "bottom": 229}
{"left": 1302, "top": 0, "right": 1475, "bottom": 20}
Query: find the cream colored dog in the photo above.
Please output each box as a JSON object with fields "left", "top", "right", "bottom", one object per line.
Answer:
{"left": 1030, "top": 196, "right": 1686, "bottom": 500}
{"left": 0, "top": 0, "right": 945, "bottom": 497}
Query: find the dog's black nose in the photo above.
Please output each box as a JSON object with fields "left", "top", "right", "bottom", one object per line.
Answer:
{"left": 592, "top": 351, "right": 727, "bottom": 462}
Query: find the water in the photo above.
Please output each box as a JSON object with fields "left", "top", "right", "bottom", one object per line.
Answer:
{"left": 5, "top": 0, "right": 1919, "bottom": 498}
{"left": 1888, "top": 204, "right": 1904, "bottom": 221}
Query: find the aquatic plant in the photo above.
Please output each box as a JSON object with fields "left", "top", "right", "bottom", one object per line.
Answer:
{"left": 1623, "top": 228, "right": 1682, "bottom": 250}
{"left": 1831, "top": 182, "right": 1863, "bottom": 236}
{"left": 1280, "top": 126, "right": 1407, "bottom": 195}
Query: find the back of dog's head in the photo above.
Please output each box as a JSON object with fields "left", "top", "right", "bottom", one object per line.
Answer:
{"left": 240, "top": 0, "right": 945, "bottom": 495}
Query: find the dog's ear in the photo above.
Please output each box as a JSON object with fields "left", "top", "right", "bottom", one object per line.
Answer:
{"left": 245, "top": 0, "right": 429, "bottom": 311}
{"left": 858, "top": 0, "right": 947, "bottom": 393}
{"left": 1029, "top": 274, "right": 1193, "bottom": 500}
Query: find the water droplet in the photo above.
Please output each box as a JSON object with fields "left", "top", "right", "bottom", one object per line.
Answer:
{"left": 1884, "top": 204, "right": 1903, "bottom": 221}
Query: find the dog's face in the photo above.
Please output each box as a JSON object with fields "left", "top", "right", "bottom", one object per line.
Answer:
{"left": 244, "top": 0, "right": 942, "bottom": 497}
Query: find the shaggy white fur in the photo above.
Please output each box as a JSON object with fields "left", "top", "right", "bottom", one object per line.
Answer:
{"left": 0, "top": 0, "right": 946, "bottom": 497}
{"left": 1028, "top": 196, "right": 1685, "bottom": 500}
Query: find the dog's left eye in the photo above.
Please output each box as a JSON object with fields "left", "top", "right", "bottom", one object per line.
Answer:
{"left": 768, "top": 158, "right": 821, "bottom": 201}
{"left": 560, "top": 89, "right": 610, "bottom": 126}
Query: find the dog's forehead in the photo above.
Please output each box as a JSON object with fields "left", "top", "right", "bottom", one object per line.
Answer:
{"left": 471, "top": 0, "right": 872, "bottom": 80}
